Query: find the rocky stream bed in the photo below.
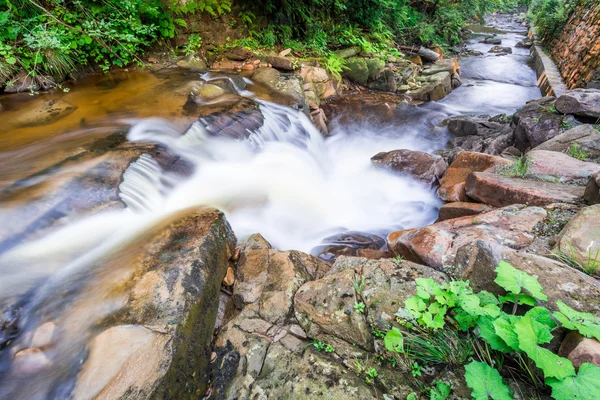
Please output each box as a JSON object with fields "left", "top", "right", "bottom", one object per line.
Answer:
{"left": 1, "top": 13, "right": 600, "bottom": 400}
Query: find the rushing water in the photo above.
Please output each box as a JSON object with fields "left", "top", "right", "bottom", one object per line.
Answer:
{"left": 0, "top": 14, "right": 541, "bottom": 398}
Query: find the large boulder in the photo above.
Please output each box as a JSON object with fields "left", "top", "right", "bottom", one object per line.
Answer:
{"left": 311, "top": 231, "right": 387, "bottom": 262}
{"left": 584, "top": 172, "right": 600, "bottom": 204}
{"left": 465, "top": 172, "right": 586, "bottom": 207}
{"left": 526, "top": 150, "right": 600, "bottom": 184}
{"left": 388, "top": 206, "right": 546, "bottom": 270}
{"left": 437, "top": 202, "right": 494, "bottom": 221}
{"left": 7, "top": 99, "right": 77, "bottom": 129}
{"left": 408, "top": 72, "right": 452, "bottom": 101}
{"left": 555, "top": 205, "right": 600, "bottom": 269}
{"left": 533, "top": 124, "right": 600, "bottom": 159}
{"left": 266, "top": 55, "right": 296, "bottom": 71}
{"left": 437, "top": 152, "right": 512, "bottom": 202}
{"left": 343, "top": 57, "right": 369, "bottom": 85}
{"left": 422, "top": 59, "right": 458, "bottom": 76}
{"left": 556, "top": 89, "right": 600, "bottom": 118}
{"left": 2, "top": 209, "right": 237, "bottom": 399}
{"left": 453, "top": 240, "right": 600, "bottom": 313}
{"left": 371, "top": 149, "right": 447, "bottom": 187}
{"left": 444, "top": 115, "right": 515, "bottom": 155}
{"left": 176, "top": 53, "right": 208, "bottom": 70}
{"left": 513, "top": 97, "right": 562, "bottom": 150}
{"left": 251, "top": 68, "right": 307, "bottom": 110}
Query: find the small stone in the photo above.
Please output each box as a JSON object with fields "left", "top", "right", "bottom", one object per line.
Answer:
{"left": 223, "top": 267, "right": 235, "bottom": 286}
{"left": 13, "top": 348, "right": 52, "bottom": 374}
{"left": 147, "top": 57, "right": 158, "bottom": 63}
{"left": 559, "top": 331, "right": 600, "bottom": 369}
{"left": 210, "top": 352, "right": 217, "bottom": 364}
{"left": 279, "top": 48, "right": 292, "bottom": 57}
{"left": 30, "top": 322, "right": 56, "bottom": 350}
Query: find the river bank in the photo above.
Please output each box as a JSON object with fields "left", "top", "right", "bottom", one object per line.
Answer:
{"left": 1, "top": 12, "right": 600, "bottom": 400}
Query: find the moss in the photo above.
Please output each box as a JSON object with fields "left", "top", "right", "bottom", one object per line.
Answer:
{"left": 343, "top": 57, "right": 369, "bottom": 85}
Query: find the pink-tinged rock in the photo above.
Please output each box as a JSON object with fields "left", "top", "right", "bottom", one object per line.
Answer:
{"left": 371, "top": 149, "right": 447, "bottom": 187}
{"left": 584, "top": 172, "right": 600, "bottom": 204}
{"left": 526, "top": 150, "right": 600, "bottom": 184}
{"left": 559, "top": 331, "right": 600, "bottom": 369}
{"left": 387, "top": 205, "right": 546, "bottom": 270}
{"left": 437, "top": 152, "right": 512, "bottom": 201}
{"left": 555, "top": 205, "right": 600, "bottom": 269}
{"left": 437, "top": 202, "right": 494, "bottom": 221}
{"left": 465, "top": 172, "right": 585, "bottom": 207}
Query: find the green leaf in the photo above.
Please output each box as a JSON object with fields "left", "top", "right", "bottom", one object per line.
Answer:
{"left": 499, "top": 293, "right": 536, "bottom": 306}
{"left": 515, "top": 308, "right": 575, "bottom": 380}
{"left": 547, "top": 363, "right": 600, "bottom": 399}
{"left": 384, "top": 327, "right": 404, "bottom": 353}
{"left": 405, "top": 296, "right": 427, "bottom": 319}
{"left": 477, "top": 290, "right": 500, "bottom": 306}
{"left": 464, "top": 361, "right": 512, "bottom": 400}
{"left": 174, "top": 18, "right": 187, "bottom": 28}
{"left": 493, "top": 314, "right": 520, "bottom": 351}
{"left": 455, "top": 309, "right": 477, "bottom": 331}
{"left": 477, "top": 316, "right": 513, "bottom": 353}
{"left": 494, "top": 261, "right": 547, "bottom": 302}
{"left": 553, "top": 301, "right": 600, "bottom": 342}
{"left": 430, "top": 381, "right": 451, "bottom": 400}
{"left": 406, "top": 394, "right": 417, "bottom": 400}
{"left": 416, "top": 278, "right": 440, "bottom": 300}
{"left": 6, "top": 56, "right": 16, "bottom": 65}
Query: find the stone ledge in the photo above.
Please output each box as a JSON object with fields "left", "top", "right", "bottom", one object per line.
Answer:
{"left": 528, "top": 27, "right": 568, "bottom": 97}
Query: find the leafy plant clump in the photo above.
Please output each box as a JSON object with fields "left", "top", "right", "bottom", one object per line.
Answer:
{"left": 384, "top": 260, "right": 600, "bottom": 399}
{"left": 566, "top": 143, "right": 589, "bottom": 161}
{"left": 498, "top": 156, "right": 531, "bottom": 178}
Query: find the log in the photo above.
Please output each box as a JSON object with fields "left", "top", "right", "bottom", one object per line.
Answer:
{"left": 398, "top": 45, "right": 440, "bottom": 62}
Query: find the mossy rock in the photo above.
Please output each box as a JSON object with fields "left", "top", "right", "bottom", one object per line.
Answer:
{"left": 365, "top": 58, "right": 385, "bottom": 81}
{"left": 343, "top": 57, "right": 369, "bottom": 85}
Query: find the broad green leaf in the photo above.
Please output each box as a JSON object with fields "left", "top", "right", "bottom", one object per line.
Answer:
{"left": 493, "top": 314, "right": 520, "bottom": 351}
{"left": 547, "top": 363, "right": 600, "bottom": 399}
{"left": 405, "top": 296, "right": 427, "bottom": 318}
{"left": 6, "top": 56, "right": 16, "bottom": 65}
{"left": 384, "top": 327, "right": 404, "bottom": 353}
{"left": 553, "top": 301, "right": 600, "bottom": 342}
{"left": 455, "top": 309, "right": 477, "bottom": 331}
{"left": 464, "top": 361, "right": 512, "bottom": 400}
{"left": 515, "top": 309, "right": 575, "bottom": 380}
{"left": 430, "top": 381, "right": 451, "bottom": 400}
{"left": 416, "top": 278, "right": 440, "bottom": 300}
{"left": 477, "top": 290, "right": 500, "bottom": 306}
{"left": 477, "top": 316, "right": 513, "bottom": 353}
{"left": 494, "top": 261, "right": 547, "bottom": 302}
{"left": 499, "top": 293, "right": 536, "bottom": 306}
{"left": 406, "top": 393, "right": 417, "bottom": 400}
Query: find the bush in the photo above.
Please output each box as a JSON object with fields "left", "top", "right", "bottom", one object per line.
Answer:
{"left": 528, "top": 0, "right": 580, "bottom": 43}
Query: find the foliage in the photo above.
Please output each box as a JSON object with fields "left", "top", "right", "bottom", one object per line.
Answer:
{"left": 566, "top": 143, "right": 589, "bottom": 161}
{"left": 354, "top": 301, "right": 366, "bottom": 314}
{"left": 322, "top": 53, "right": 346, "bottom": 80}
{"left": 498, "top": 156, "right": 531, "bottom": 178}
{"left": 383, "top": 261, "right": 600, "bottom": 399}
{"left": 553, "top": 243, "right": 600, "bottom": 276}
{"left": 430, "top": 381, "right": 451, "bottom": 400}
{"left": 183, "top": 34, "right": 203, "bottom": 56}
{"left": 528, "top": 0, "right": 579, "bottom": 44}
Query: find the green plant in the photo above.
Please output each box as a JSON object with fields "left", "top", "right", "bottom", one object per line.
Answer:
{"left": 365, "top": 367, "right": 378, "bottom": 384}
{"left": 392, "top": 255, "right": 405, "bottom": 265}
{"left": 411, "top": 361, "right": 422, "bottom": 377}
{"left": 183, "top": 33, "right": 202, "bottom": 56}
{"left": 499, "top": 156, "right": 531, "bottom": 178}
{"left": 553, "top": 243, "right": 600, "bottom": 277}
{"left": 383, "top": 260, "right": 600, "bottom": 399}
{"left": 322, "top": 53, "right": 346, "bottom": 80}
{"left": 430, "top": 381, "right": 451, "bottom": 400}
{"left": 325, "top": 344, "right": 335, "bottom": 353}
{"left": 312, "top": 339, "right": 325, "bottom": 351}
{"left": 354, "top": 301, "right": 366, "bottom": 314}
{"left": 566, "top": 143, "right": 589, "bottom": 161}
{"left": 353, "top": 274, "right": 365, "bottom": 294}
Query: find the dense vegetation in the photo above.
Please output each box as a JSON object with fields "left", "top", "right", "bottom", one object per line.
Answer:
{"left": 527, "top": 0, "right": 592, "bottom": 44}
{"left": 0, "top": 0, "right": 578, "bottom": 89}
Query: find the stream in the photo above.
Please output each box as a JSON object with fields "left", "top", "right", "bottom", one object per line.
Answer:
{"left": 0, "top": 14, "right": 541, "bottom": 399}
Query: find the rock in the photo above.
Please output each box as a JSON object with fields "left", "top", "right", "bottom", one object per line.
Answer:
{"left": 489, "top": 46, "right": 512, "bottom": 54}
{"left": 232, "top": 234, "right": 330, "bottom": 322}
{"left": 451, "top": 72, "right": 463, "bottom": 89}
{"left": 343, "top": 57, "right": 369, "bottom": 85}
{"left": 176, "top": 53, "right": 208, "bottom": 70}
{"left": 533, "top": 125, "right": 600, "bottom": 159}
{"left": 365, "top": 58, "right": 385, "bottom": 81}
{"left": 515, "top": 38, "right": 533, "bottom": 48}
{"left": 4, "top": 73, "right": 55, "bottom": 93}
{"left": 437, "top": 202, "right": 494, "bottom": 221}
{"left": 371, "top": 149, "right": 447, "bottom": 187}
{"left": 266, "top": 55, "right": 296, "bottom": 71}
{"left": 584, "top": 173, "right": 600, "bottom": 204}
{"left": 294, "top": 257, "right": 448, "bottom": 352}
{"left": 299, "top": 65, "right": 329, "bottom": 84}
{"left": 13, "top": 348, "right": 52, "bottom": 374}
{"left": 559, "top": 332, "right": 600, "bottom": 369}
{"left": 446, "top": 114, "right": 511, "bottom": 137}
{"left": 187, "top": 82, "right": 226, "bottom": 103}
{"left": 422, "top": 59, "right": 458, "bottom": 76}
{"left": 367, "top": 69, "right": 397, "bottom": 92}
{"left": 437, "top": 152, "right": 512, "bottom": 202}
{"left": 453, "top": 240, "right": 600, "bottom": 313}
{"left": 388, "top": 205, "right": 546, "bottom": 270}
{"left": 279, "top": 48, "right": 292, "bottom": 57}
{"left": 310, "top": 108, "right": 329, "bottom": 136}
{"left": 409, "top": 71, "right": 452, "bottom": 101}
{"left": 556, "top": 89, "right": 600, "bottom": 118}
{"left": 555, "top": 205, "right": 600, "bottom": 269}
{"left": 305, "top": 90, "right": 320, "bottom": 109}
{"left": 224, "top": 46, "right": 254, "bottom": 61}
{"left": 335, "top": 46, "right": 361, "bottom": 59}
{"left": 66, "top": 209, "right": 236, "bottom": 399}
{"left": 251, "top": 68, "right": 307, "bottom": 110}
{"left": 481, "top": 37, "right": 502, "bottom": 44}
{"left": 211, "top": 57, "right": 235, "bottom": 70}
{"left": 513, "top": 97, "right": 562, "bottom": 150}
{"left": 9, "top": 99, "right": 77, "bottom": 129}
{"left": 465, "top": 172, "right": 586, "bottom": 207}
{"left": 311, "top": 231, "right": 387, "bottom": 262}
{"left": 526, "top": 150, "right": 600, "bottom": 184}
{"left": 223, "top": 267, "right": 235, "bottom": 286}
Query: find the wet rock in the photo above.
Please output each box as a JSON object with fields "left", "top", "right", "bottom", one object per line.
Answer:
{"left": 515, "top": 38, "right": 533, "bottom": 48}
{"left": 451, "top": 72, "right": 463, "bottom": 89}
{"left": 515, "top": 115, "right": 562, "bottom": 150}
{"left": 232, "top": 234, "right": 330, "bottom": 323}
{"left": 187, "top": 82, "right": 226, "bottom": 103}
{"left": 266, "top": 55, "right": 296, "bottom": 71}
{"left": 422, "top": 59, "right": 458, "bottom": 76}
{"left": 343, "top": 57, "right": 370, "bottom": 85}
{"left": 584, "top": 173, "right": 600, "bottom": 204}
{"left": 365, "top": 58, "right": 386, "bottom": 81}
{"left": 488, "top": 46, "right": 512, "bottom": 54}
{"left": 251, "top": 67, "right": 307, "bottom": 110}
{"left": 311, "top": 231, "right": 387, "bottom": 262}
{"left": 556, "top": 89, "right": 600, "bottom": 118}
{"left": 224, "top": 46, "right": 253, "bottom": 61}
{"left": 310, "top": 108, "right": 329, "bottom": 136}
{"left": 437, "top": 151, "right": 512, "bottom": 202}
{"left": 371, "top": 149, "right": 447, "bottom": 187}
{"left": 465, "top": 172, "right": 586, "bottom": 207}
{"left": 13, "top": 348, "right": 52, "bottom": 375}
{"left": 295, "top": 257, "right": 448, "bottom": 352}
{"left": 198, "top": 96, "right": 264, "bottom": 139}
{"left": 559, "top": 332, "right": 600, "bottom": 369}
{"left": 437, "top": 202, "right": 494, "bottom": 221}
{"left": 10, "top": 99, "right": 77, "bottom": 128}
{"left": 453, "top": 240, "right": 600, "bottom": 313}
{"left": 481, "top": 37, "right": 502, "bottom": 44}
{"left": 299, "top": 65, "right": 330, "bottom": 84}
{"left": 555, "top": 205, "right": 600, "bottom": 269}
{"left": 4, "top": 73, "right": 55, "bottom": 93}
{"left": 533, "top": 124, "right": 600, "bottom": 159}
{"left": 335, "top": 46, "right": 361, "bottom": 59}
{"left": 388, "top": 205, "right": 546, "bottom": 270}
{"left": 408, "top": 71, "right": 452, "bottom": 101}
{"left": 176, "top": 53, "right": 207, "bottom": 71}
{"left": 367, "top": 69, "right": 397, "bottom": 92}
{"left": 526, "top": 150, "right": 600, "bottom": 184}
